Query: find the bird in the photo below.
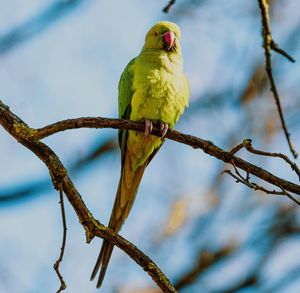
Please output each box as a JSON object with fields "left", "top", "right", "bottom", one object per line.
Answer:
{"left": 90, "top": 21, "right": 190, "bottom": 288}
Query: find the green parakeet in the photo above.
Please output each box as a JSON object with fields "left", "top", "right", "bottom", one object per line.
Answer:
{"left": 91, "top": 21, "right": 189, "bottom": 288}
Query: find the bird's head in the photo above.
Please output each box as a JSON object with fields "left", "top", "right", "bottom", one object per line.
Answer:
{"left": 143, "top": 21, "right": 181, "bottom": 53}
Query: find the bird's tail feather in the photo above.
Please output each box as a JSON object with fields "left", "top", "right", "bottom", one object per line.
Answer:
{"left": 91, "top": 240, "right": 114, "bottom": 288}
{"left": 91, "top": 153, "right": 148, "bottom": 287}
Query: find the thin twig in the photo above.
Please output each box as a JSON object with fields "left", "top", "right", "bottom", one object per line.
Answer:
{"left": 243, "top": 139, "right": 300, "bottom": 180}
{"left": 228, "top": 139, "right": 300, "bottom": 181}
{"left": 258, "top": 0, "right": 298, "bottom": 158}
{"left": 224, "top": 167, "right": 300, "bottom": 206}
{"left": 228, "top": 142, "right": 244, "bottom": 156}
{"left": 163, "top": 0, "right": 176, "bottom": 13}
{"left": 271, "top": 40, "right": 296, "bottom": 63}
{"left": 53, "top": 180, "right": 67, "bottom": 293}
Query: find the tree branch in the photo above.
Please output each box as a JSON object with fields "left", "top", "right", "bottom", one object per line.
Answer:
{"left": 224, "top": 143, "right": 300, "bottom": 207}
{"left": 28, "top": 116, "right": 300, "bottom": 195}
{"left": 53, "top": 182, "right": 67, "bottom": 292}
{"left": 270, "top": 40, "right": 295, "bottom": 63}
{"left": 258, "top": 0, "right": 298, "bottom": 158}
{"left": 223, "top": 168, "right": 300, "bottom": 206}
{"left": 0, "top": 100, "right": 176, "bottom": 293}
{"left": 242, "top": 139, "right": 300, "bottom": 180}
{"left": 1, "top": 98, "right": 300, "bottom": 291}
{"left": 163, "top": 0, "right": 176, "bottom": 13}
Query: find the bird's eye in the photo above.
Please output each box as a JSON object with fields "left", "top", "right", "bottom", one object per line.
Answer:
{"left": 154, "top": 32, "right": 158, "bottom": 36}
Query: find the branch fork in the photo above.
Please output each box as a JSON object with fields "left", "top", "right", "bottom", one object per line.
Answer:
{"left": 1, "top": 99, "right": 300, "bottom": 292}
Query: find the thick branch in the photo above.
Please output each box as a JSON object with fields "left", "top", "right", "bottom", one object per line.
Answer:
{"left": 31, "top": 116, "right": 300, "bottom": 195}
{"left": 0, "top": 100, "right": 176, "bottom": 293}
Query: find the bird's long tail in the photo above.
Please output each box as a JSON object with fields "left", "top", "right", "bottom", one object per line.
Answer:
{"left": 90, "top": 153, "right": 148, "bottom": 288}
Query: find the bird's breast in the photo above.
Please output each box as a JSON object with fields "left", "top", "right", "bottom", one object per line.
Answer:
{"left": 130, "top": 55, "right": 186, "bottom": 127}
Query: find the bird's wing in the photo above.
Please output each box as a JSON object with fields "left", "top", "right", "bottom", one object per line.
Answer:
{"left": 118, "top": 58, "right": 135, "bottom": 162}
{"left": 91, "top": 58, "right": 137, "bottom": 287}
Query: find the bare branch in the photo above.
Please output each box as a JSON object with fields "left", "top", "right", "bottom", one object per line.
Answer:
{"left": 163, "top": 0, "right": 176, "bottom": 13}
{"left": 24, "top": 114, "right": 300, "bottom": 195}
{"left": 228, "top": 142, "right": 244, "bottom": 157}
{"left": 242, "top": 139, "right": 300, "bottom": 180}
{"left": 0, "top": 100, "right": 176, "bottom": 293}
{"left": 53, "top": 181, "right": 67, "bottom": 292}
{"left": 228, "top": 139, "right": 300, "bottom": 181}
{"left": 258, "top": 0, "right": 298, "bottom": 158}
{"left": 223, "top": 166, "right": 300, "bottom": 206}
{"left": 1, "top": 98, "right": 300, "bottom": 290}
{"left": 270, "top": 40, "right": 296, "bottom": 63}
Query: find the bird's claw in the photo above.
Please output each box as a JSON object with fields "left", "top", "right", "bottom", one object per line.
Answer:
{"left": 144, "top": 119, "right": 153, "bottom": 137}
{"left": 160, "top": 122, "right": 169, "bottom": 138}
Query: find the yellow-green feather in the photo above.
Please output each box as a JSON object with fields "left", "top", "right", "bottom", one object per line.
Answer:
{"left": 91, "top": 21, "right": 189, "bottom": 288}
{"left": 129, "top": 48, "right": 189, "bottom": 170}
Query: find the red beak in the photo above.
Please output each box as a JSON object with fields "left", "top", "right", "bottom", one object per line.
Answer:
{"left": 163, "top": 31, "right": 175, "bottom": 50}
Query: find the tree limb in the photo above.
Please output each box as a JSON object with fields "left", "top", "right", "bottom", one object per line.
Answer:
{"left": 1, "top": 98, "right": 300, "bottom": 291}
{"left": 29, "top": 116, "right": 300, "bottom": 195}
{"left": 0, "top": 100, "right": 176, "bottom": 293}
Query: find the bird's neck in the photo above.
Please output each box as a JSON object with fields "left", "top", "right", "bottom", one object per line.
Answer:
{"left": 139, "top": 49, "right": 183, "bottom": 68}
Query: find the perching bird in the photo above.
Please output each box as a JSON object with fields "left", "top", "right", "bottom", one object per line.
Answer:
{"left": 90, "top": 21, "right": 189, "bottom": 288}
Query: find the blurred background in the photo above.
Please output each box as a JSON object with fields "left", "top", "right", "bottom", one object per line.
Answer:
{"left": 1, "top": 0, "right": 300, "bottom": 292}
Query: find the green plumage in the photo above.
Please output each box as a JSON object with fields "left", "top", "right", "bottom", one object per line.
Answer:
{"left": 91, "top": 21, "right": 189, "bottom": 288}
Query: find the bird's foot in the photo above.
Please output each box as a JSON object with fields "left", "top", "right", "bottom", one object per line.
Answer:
{"left": 160, "top": 122, "right": 169, "bottom": 138}
{"left": 144, "top": 119, "right": 153, "bottom": 137}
